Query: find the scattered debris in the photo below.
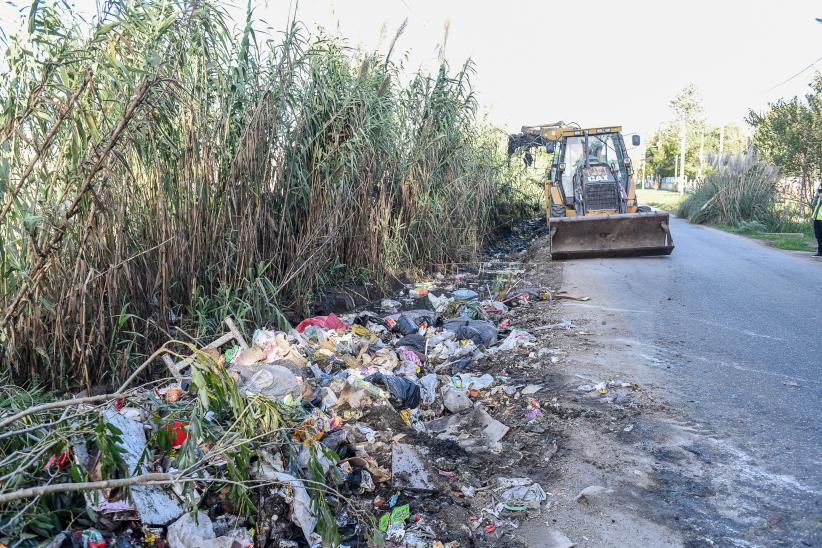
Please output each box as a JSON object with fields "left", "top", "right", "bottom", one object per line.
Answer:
{"left": 1, "top": 222, "right": 575, "bottom": 546}
{"left": 555, "top": 293, "right": 591, "bottom": 301}
{"left": 392, "top": 443, "right": 435, "bottom": 492}
{"left": 575, "top": 485, "right": 614, "bottom": 504}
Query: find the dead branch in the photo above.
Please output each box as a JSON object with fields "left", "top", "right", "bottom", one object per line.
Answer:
{"left": 0, "top": 473, "right": 172, "bottom": 505}
{"left": 0, "top": 344, "right": 173, "bottom": 429}
{"left": 1, "top": 77, "right": 159, "bottom": 329}
{"left": 0, "top": 69, "right": 94, "bottom": 227}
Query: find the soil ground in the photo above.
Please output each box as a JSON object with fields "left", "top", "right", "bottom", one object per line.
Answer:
{"left": 483, "top": 221, "right": 821, "bottom": 548}
{"left": 405, "top": 227, "right": 693, "bottom": 547}
{"left": 479, "top": 233, "right": 689, "bottom": 547}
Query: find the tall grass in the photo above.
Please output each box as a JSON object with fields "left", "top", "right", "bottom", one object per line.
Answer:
{"left": 677, "top": 150, "right": 780, "bottom": 227}
{"left": 0, "top": 0, "right": 538, "bottom": 389}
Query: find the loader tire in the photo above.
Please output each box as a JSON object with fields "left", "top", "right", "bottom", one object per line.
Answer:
{"left": 636, "top": 205, "right": 652, "bottom": 213}
{"left": 550, "top": 201, "right": 566, "bottom": 218}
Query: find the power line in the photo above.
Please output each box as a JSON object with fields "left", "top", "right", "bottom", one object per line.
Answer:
{"left": 764, "top": 55, "right": 822, "bottom": 92}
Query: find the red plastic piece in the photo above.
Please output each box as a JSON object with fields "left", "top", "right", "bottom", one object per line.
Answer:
{"left": 165, "top": 421, "right": 189, "bottom": 448}
{"left": 295, "top": 313, "right": 347, "bottom": 333}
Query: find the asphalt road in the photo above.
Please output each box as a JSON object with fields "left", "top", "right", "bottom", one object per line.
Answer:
{"left": 562, "top": 216, "right": 822, "bottom": 545}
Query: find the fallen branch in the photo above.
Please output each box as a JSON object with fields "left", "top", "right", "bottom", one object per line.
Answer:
{"left": 0, "top": 344, "right": 174, "bottom": 429}
{"left": 0, "top": 473, "right": 172, "bottom": 505}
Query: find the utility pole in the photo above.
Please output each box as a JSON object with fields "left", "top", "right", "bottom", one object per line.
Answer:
{"left": 678, "top": 118, "right": 687, "bottom": 195}
{"left": 698, "top": 125, "right": 705, "bottom": 179}
{"left": 674, "top": 154, "right": 679, "bottom": 182}
{"left": 718, "top": 125, "right": 724, "bottom": 169}
{"left": 641, "top": 159, "right": 646, "bottom": 188}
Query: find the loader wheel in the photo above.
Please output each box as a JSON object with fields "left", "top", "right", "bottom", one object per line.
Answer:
{"left": 637, "top": 205, "right": 652, "bottom": 212}
{"left": 550, "top": 201, "right": 566, "bottom": 218}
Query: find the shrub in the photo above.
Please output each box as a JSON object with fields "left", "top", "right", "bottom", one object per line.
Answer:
{"left": 677, "top": 151, "right": 780, "bottom": 227}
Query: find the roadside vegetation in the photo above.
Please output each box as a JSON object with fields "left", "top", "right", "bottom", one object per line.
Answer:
{"left": 0, "top": 0, "right": 539, "bottom": 390}
{"left": 720, "top": 223, "right": 816, "bottom": 252}
{"left": 657, "top": 74, "right": 821, "bottom": 252}
{"left": 677, "top": 151, "right": 779, "bottom": 226}
{"left": 635, "top": 188, "right": 685, "bottom": 211}
{"left": 676, "top": 151, "right": 816, "bottom": 251}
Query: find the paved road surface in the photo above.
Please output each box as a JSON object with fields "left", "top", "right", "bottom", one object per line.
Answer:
{"left": 562, "top": 216, "right": 822, "bottom": 545}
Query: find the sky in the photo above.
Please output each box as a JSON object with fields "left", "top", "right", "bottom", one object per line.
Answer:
{"left": 1, "top": 0, "right": 820, "bottom": 142}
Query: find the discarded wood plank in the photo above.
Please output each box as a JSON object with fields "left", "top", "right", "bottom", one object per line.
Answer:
{"left": 162, "top": 317, "right": 248, "bottom": 380}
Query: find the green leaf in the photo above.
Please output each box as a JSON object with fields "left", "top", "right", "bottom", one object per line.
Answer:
{"left": 28, "top": 0, "right": 41, "bottom": 34}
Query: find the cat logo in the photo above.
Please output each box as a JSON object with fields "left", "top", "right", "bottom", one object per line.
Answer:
{"left": 587, "top": 175, "right": 610, "bottom": 182}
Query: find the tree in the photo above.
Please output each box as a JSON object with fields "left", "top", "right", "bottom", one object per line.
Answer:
{"left": 670, "top": 83, "right": 704, "bottom": 124}
{"left": 645, "top": 122, "right": 745, "bottom": 180}
{"left": 669, "top": 84, "right": 704, "bottom": 193}
{"left": 747, "top": 72, "right": 822, "bottom": 213}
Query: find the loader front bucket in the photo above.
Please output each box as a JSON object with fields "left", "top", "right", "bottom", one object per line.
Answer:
{"left": 550, "top": 211, "right": 674, "bottom": 260}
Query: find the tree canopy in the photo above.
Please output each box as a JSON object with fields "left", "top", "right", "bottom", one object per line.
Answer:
{"left": 645, "top": 122, "right": 746, "bottom": 179}
{"left": 645, "top": 84, "right": 746, "bottom": 180}
{"left": 747, "top": 72, "right": 822, "bottom": 209}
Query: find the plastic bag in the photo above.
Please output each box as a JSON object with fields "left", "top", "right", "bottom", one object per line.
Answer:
{"left": 394, "top": 314, "right": 419, "bottom": 335}
{"left": 251, "top": 329, "right": 308, "bottom": 365}
{"left": 455, "top": 373, "right": 494, "bottom": 390}
{"left": 498, "top": 329, "right": 535, "bottom": 350}
{"left": 428, "top": 293, "right": 451, "bottom": 312}
{"left": 392, "top": 361, "right": 417, "bottom": 378}
{"left": 418, "top": 374, "right": 438, "bottom": 405}
{"left": 452, "top": 289, "right": 479, "bottom": 300}
{"left": 441, "top": 384, "right": 472, "bottom": 413}
{"left": 232, "top": 364, "right": 302, "bottom": 399}
{"left": 365, "top": 372, "right": 421, "bottom": 409}
{"left": 443, "top": 318, "right": 498, "bottom": 346}
{"left": 496, "top": 477, "right": 547, "bottom": 509}
{"left": 167, "top": 512, "right": 252, "bottom": 548}
{"left": 295, "top": 313, "right": 346, "bottom": 333}
{"left": 396, "top": 333, "right": 426, "bottom": 354}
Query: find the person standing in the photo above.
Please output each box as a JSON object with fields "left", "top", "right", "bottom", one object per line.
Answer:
{"left": 813, "top": 185, "right": 822, "bottom": 258}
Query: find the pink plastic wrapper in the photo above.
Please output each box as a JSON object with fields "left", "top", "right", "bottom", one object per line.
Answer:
{"left": 397, "top": 348, "right": 422, "bottom": 365}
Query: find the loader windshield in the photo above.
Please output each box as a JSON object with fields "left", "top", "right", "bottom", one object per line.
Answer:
{"left": 559, "top": 132, "right": 629, "bottom": 200}
{"left": 588, "top": 133, "right": 628, "bottom": 187}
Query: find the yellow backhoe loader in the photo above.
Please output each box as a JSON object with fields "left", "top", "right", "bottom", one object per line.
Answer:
{"left": 515, "top": 123, "right": 674, "bottom": 259}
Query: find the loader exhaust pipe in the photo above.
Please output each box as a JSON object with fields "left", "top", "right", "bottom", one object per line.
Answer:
{"left": 550, "top": 211, "right": 674, "bottom": 260}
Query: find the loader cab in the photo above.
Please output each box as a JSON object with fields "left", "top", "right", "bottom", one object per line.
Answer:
{"left": 548, "top": 127, "right": 634, "bottom": 215}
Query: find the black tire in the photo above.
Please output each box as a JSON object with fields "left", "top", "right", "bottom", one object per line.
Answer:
{"left": 636, "top": 205, "right": 652, "bottom": 213}
{"left": 550, "top": 201, "right": 566, "bottom": 218}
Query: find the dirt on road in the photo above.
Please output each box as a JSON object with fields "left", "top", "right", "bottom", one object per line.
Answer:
{"left": 492, "top": 230, "right": 820, "bottom": 548}
{"left": 454, "top": 233, "right": 685, "bottom": 548}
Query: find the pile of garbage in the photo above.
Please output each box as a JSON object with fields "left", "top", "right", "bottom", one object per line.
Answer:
{"left": 0, "top": 272, "right": 556, "bottom": 547}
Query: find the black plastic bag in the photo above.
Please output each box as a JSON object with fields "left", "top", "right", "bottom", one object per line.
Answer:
{"left": 395, "top": 333, "right": 426, "bottom": 354}
{"left": 364, "top": 372, "right": 421, "bottom": 409}
{"left": 443, "top": 318, "right": 498, "bottom": 346}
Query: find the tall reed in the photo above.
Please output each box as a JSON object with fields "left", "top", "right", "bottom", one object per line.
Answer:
{"left": 677, "top": 150, "right": 780, "bottom": 227}
{"left": 0, "top": 0, "right": 537, "bottom": 388}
